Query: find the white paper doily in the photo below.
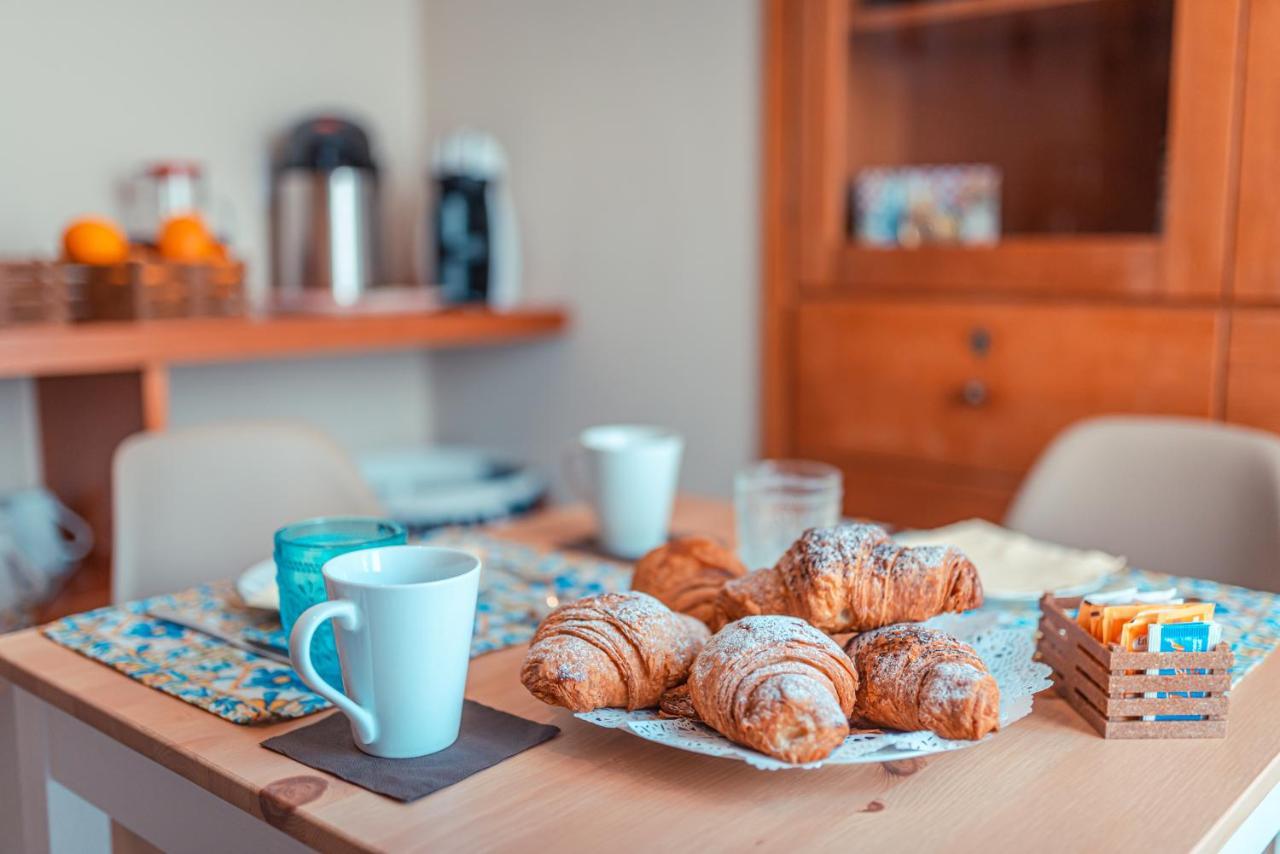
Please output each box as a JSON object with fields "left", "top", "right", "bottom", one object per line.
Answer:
{"left": 576, "top": 621, "right": 1051, "bottom": 770}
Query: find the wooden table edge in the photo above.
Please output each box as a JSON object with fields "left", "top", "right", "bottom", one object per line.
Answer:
{"left": 1200, "top": 747, "right": 1280, "bottom": 851}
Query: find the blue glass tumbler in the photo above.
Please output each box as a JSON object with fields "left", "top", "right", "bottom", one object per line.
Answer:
{"left": 274, "top": 517, "right": 406, "bottom": 689}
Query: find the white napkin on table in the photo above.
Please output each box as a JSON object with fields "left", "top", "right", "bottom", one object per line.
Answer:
{"left": 894, "top": 518, "right": 1126, "bottom": 601}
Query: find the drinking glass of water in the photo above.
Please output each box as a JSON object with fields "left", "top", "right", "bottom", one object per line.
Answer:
{"left": 274, "top": 517, "right": 406, "bottom": 689}
{"left": 734, "top": 460, "right": 842, "bottom": 569}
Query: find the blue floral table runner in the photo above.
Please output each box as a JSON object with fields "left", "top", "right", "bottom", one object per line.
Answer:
{"left": 42, "top": 531, "right": 631, "bottom": 724}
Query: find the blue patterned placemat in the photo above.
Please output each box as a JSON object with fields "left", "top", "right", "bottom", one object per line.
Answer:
{"left": 41, "top": 531, "right": 630, "bottom": 725}
{"left": 43, "top": 584, "right": 324, "bottom": 724}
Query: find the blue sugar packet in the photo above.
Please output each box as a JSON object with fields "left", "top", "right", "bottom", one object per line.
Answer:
{"left": 1150, "top": 621, "right": 1222, "bottom": 721}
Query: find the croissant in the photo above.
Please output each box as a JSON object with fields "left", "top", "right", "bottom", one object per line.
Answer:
{"left": 843, "top": 625, "right": 999, "bottom": 741}
{"left": 714, "top": 524, "right": 983, "bottom": 632}
{"left": 687, "top": 616, "right": 858, "bottom": 764}
{"left": 520, "top": 591, "right": 710, "bottom": 712}
{"left": 632, "top": 536, "right": 747, "bottom": 625}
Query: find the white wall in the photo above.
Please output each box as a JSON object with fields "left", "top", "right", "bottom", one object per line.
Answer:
{"left": 0, "top": 1, "right": 761, "bottom": 499}
{"left": 423, "top": 0, "right": 760, "bottom": 497}
{"left": 0, "top": 0, "right": 435, "bottom": 489}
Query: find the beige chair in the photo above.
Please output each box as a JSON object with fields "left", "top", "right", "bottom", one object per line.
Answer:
{"left": 1006, "top": 416, "right": 1280, "bottom": 592}
{"left": 112, "top": 421, "right": 383, "bottom": 602}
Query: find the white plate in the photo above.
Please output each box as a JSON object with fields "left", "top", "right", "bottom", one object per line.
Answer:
{"left": 235, "top": 558, "right": 279, "bottom": 611}
{"left": 576, "top": 624, "right": 1052, "bottom": 770}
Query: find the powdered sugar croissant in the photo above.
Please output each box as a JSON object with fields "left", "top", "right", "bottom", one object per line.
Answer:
{"left": 521, "top": 591, "right": 710, "bottom": 712}
{"left": 715, "top": 524, "right": 983, "bottom": 632}
{"left": 688, "top": 615, "right": 858, "bottom": 764}
{"left": 844, "top": 624, "right": 999, "bottom": 741}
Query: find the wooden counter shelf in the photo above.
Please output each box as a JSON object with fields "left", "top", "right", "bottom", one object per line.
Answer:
{"left": 3, "top": 307, "right": 569, "bottom": 620}
{"left": 0, "top": 308, "right": 568, "bottom": 379}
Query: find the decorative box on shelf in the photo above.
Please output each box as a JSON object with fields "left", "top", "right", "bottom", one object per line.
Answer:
{"left": 66, "top": 258, "right": 246, "bottom": 321}
{"left": 1037, "top": 594, "right": 1232, "bottom": 739}
{"left": 0, "top": 257, "right": 246, "bottom": 326}
{"left": 0, "top": 261, "right": 72, "bottom": 325}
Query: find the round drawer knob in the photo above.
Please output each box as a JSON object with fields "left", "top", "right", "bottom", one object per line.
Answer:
{"left": 961, "top": 379, "right": 988, "bottom": 407}
{"left": 969, "top": 327, "right": 992, "bottom": 357}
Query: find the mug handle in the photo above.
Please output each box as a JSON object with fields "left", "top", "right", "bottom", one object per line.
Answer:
{"left": 289, "top": 600, "right": 377, "bottom": 745}
{"left": 561, "top": 444, "right": 593, "bottom": 501}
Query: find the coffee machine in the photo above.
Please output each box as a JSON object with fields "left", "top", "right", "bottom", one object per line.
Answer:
{"left": 432, "top": 130, "right": 520, "bottom": 307}
{"left": 271, "top": 117, "right": 381, "bottom": 307}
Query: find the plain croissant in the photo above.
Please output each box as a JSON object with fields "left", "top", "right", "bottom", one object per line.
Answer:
{"left": 631, "top": 536, "right": 747, "bottom": 626}
{"left": 714, "top": 523, "right": 983, "bottom": 632}
{"left": 687, "top": 615, "right": 858, "bottom": 764}
{"left": 843, "top": 624, "right": 999, "bottom": 741}
{"left": 520, "top": 591, "right": 709, "bottom": 712}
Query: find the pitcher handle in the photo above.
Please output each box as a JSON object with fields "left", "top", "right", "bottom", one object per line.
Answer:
{"left": 289, "top": 600, "right": 377, "bottom": 744}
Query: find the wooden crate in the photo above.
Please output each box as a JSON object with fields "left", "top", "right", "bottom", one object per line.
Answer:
{"left": 1037, "top": 593, "right": 1232, "bottom": 739}
{"left": 0, "top": 261, "right": 71, "bottom": 325}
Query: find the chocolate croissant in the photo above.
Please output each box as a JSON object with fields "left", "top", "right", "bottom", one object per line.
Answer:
{"left": 632, "top": 536, "right": 747, "bottom": 626}
{"left": 687, "top": 616, "right": 858, "bottom": 764}
{"left": 843, "top": 625, "right": 999, "bottom": 741}
{"left": 715, "top": 524, "right": 983, "bottom": 633}
{"left": 521, "top": 591, "right": 710, "bottom": 712}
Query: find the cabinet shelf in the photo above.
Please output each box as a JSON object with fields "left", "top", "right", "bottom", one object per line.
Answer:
{"left": 832, "top": 236, "right": 1160, "bottom": 296}
{"left": 851, "top": 0, "right": 1107, "bottom": 33}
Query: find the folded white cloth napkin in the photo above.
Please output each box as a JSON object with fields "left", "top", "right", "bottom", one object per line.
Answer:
{"left": 894, "top": 519, "right": 1126, "bottom": 601}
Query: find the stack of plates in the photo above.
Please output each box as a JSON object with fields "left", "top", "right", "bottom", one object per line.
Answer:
{"left": 358, "top": 446, "right": 547, "bottom": 534}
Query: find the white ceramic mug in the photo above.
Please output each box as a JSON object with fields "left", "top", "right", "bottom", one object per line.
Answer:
{"left": 289, "top": 545, "right": 480, "bottom": 759}
{"left": 565, "top": 424, "right": 683, "bottom": 559}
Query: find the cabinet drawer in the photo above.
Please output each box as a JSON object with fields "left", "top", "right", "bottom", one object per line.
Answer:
{"left": 794, "top": 300, "right": 1220, "bottom": 474}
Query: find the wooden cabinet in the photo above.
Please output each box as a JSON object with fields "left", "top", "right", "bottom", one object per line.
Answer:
{"left": 763, "top": 0, "right": 1271, "bottom": 525}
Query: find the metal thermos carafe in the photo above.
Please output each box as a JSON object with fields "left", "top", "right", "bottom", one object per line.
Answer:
{"left": 271, "top": 117, "right": 380, "bottom": 306}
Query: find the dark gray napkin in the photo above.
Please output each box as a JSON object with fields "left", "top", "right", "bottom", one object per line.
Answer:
{"left": 261, "top": 701, "right": 559, "bottom": 802}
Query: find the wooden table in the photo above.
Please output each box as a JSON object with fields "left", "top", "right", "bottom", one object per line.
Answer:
{"left": 2, "top": 497, "right": 1279, "bottom": 853}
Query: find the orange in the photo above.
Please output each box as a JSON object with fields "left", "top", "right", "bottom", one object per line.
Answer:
{"left": 157, "top": 215, "right": 215, "bottom": 263}
{"left": 62, "top": 217, "right": 129, "bottom": 265}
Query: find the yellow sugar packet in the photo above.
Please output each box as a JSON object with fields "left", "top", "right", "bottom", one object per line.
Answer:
{"left": 1114, "top": 603, "right": 1216, "bottom": 649}
{"left": 1100, "top": 604, "right": 1153, "bottom": 645}
{"left": 1077, "top": 603, "right": 1102, "bottom": 631}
